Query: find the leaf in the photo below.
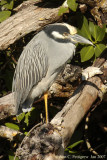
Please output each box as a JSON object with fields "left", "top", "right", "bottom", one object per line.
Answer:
{"left": 24, "top": 112, "right": 31, "bottom": 126}
{"left": 89, "top": 22, "right": 106, "bottom": 42}
{"left": 0, "top": 0, "right": 6, "bottom": 5}
{"left": 78, "top": 16, "right": 91, "bottom": 40}
{"left": 5, "top": 123, "right": 19, "bottom": 131}
{"left": 9, "top": 155, "right": 19, "bottom": 160}
{"left": 96, "top": 24, "right": 106, "bottom": 42}
{"left": 89, "top": 21, "right": 97, "bottom": 41}
{"left": 80, "top": 46, "right": 95, "bottom": 62}
{"left": 9, "top": 155, "right": 14, "bottom": 160}
{"left": 8, "top": 152, "right": 19, "bottom": 160}
{"left": 0, "top": 11, "right": 11, "bottom": 22}
{"left": 67, "top": 140, "right": 84, "bottom": 149}
{"left": 58, "top": 6, "right": 69, "bottom": 16}
{"left": 24, "top": 132, "right": 28, "bottom": 135}
{"left": 67, "top": 0, "right": 78, "bottom": 12}
{"left": 69, "top": 150, "right": 77, "bottom": 154}
{"left": 94, "top": 44, "right": 106, "bottom": 57}
{"left": 4, "top": 0, "right": 14, "bottom": 10}
{"left": 1, "top": 0, "right": 14, "bottom": 10}
{"left": 17, "top": 112, "right": 25, "bottom": 122}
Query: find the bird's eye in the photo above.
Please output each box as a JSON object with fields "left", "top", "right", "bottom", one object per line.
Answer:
{"left": 63, "top": 32, "right": 69, "bottom": 37}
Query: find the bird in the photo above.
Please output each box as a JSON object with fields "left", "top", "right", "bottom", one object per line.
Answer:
{"left": 12, "top": 23, "right": 93, "bottom": 123}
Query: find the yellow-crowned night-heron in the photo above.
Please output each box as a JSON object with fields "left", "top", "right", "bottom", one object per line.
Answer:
{"left": 12, "top": 23, "right": 92, "bottom": 123}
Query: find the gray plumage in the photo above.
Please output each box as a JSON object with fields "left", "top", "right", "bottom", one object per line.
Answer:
{"left": 12, "top": 23, "right": 92, "bottom": 114}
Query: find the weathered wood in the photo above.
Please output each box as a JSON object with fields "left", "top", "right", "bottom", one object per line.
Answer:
{"left": 0, "top": 64, "right": 82, "bottom": 119}
{"left": 15, "top": 51, "right": 107, "bottom": 160}
{"left": 0, "top": 0, "right": 107, "bottom": 158}
{"left": 0, "top": 125, "right": 24, "bottom": 141}
{"left": 77, "top": 0, "right": 107, "bottom": 26}
{"left": 0, "top": 0, "right": 106, "bottom": 51}
{"left": 0, "top": 0, "right": 62, "bottom": 50}
{"left": 0, "top": 93, "right": 15, "bottom": 119}
{"left": 15, "top": 77, "right": 106, "bottom": 160}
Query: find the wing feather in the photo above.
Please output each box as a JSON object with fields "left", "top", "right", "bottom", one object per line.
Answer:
{"left": 12, "top": 41, "right": 48, "bottom": 113}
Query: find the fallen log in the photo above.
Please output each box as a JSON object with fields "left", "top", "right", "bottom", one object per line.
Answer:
{"left": 0, "top": 64, "right": 82, "bottom": 120}
{"left": 1, "top": 51, "right": 107, "bottom": 120}
{"left": 0, "top": 0, "right": 62, "bottom": 50}
{"left": 15, "top": 50, "right": 107, "bottom": 160}
{"left": 0, "top": 0, "right": 106, "bottom": 51}
{"left": 0, "top": 0, "right": 107, "bottom": 158}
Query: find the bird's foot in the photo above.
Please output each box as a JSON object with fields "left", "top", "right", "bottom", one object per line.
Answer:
{"left": 82, "top": 67, "right": 103, "bottom": 80}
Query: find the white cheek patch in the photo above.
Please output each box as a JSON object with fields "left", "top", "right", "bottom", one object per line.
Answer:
{"left": 51, "top": 31, "right": 64, "bottom": 39}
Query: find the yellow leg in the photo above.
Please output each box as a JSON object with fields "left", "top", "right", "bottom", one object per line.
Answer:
{"left": 44, "top": 92, "right": 49, "bottom": 124}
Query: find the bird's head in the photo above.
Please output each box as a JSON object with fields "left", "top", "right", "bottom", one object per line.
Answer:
{"left": 44, "top": 23, "right": 93, "bottom": 45}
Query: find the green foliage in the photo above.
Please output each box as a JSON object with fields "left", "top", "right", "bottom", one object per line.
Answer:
{"left": 0, "top": 0, "right": 14, "bottom": 10}
{"left": 24, "top": 111, "right": 31, "bottom": 126}
{"left": 89, "top": 21, "right": 106, "bottom": 42}
{"left": 65, "top": 140, "right": 84, "bottom": 154}
{"left": 78, "top": 16, "right": 92, "bottom": 40}
{"left": 0, "top": 0, "right": 14, "bottom": 22}
{"left": 67, "top": 0, "right": 78, "bottom": 12}
{"left": 0, "top": 1, "right": 106, "bottom": 158}
{"left": 5, "top": 122, "right": 20, "bottom": 131}
{"left": 94, "top": 44, "right": 106, "bottom": 57}
{"left": 0, "top": 0, "right": 26, "bottom": 22}
{"left": 80, "top": 46, "right": 94, "bottom": 62}
{"left": 17, "top": 107, "right": 35, "bottom": 127}
{"left": 9, "top": 154, "right": 19, "bottom": 160}
{"left": 78, "top": 15, "right": 106, "bottom": 62}
{"left": 58, "top": 4, "right": 106, "bottom": 62}
{"left": 58, "top": 6, "right": 69, "bottom": 16}
{"left": 0, "top": 10, "right": 11, "bottom": 22}
{"left": 17, "top": 112, "right": 25, "bottom": 122}
{"left": 58, "top": 0, "right": 78, "bottom": 15}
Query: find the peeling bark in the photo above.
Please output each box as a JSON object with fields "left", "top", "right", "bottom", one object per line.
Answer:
{"left": 0, "top": 93, "right": 15, "bottom": 119}
{"left": 0, "top": 64, "right": 82, "bottom": 119}
{"left": 15, "top": 50, "right": 107, "bottom": 160}
{"left": 0, "top": 0, "right": 62, "bottom": 50}
{"left": 0, "top": 0, "right": 107, "bottom": 159}
{"left": 77, "top": 0, "right": 107, "bottom": 26}
{"left": 0, "top": 125, "right": 24, "bottom": 141}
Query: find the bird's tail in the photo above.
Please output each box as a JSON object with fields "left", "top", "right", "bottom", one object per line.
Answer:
{"left": 17, "top": 98, "right": 33, "bottom": 115}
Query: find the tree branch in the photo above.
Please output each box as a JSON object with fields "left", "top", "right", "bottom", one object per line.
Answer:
{"left": 0, "top": 64, "right": 82, "bottom": 119}
{"left": 15, "top": 50, "right": 107, "bottom": 160}
{"left": 0, "top": 125, "right": 24, "bottom": 141}
{"left": 0, "top": 0, "right": 62, "bottom": 50}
